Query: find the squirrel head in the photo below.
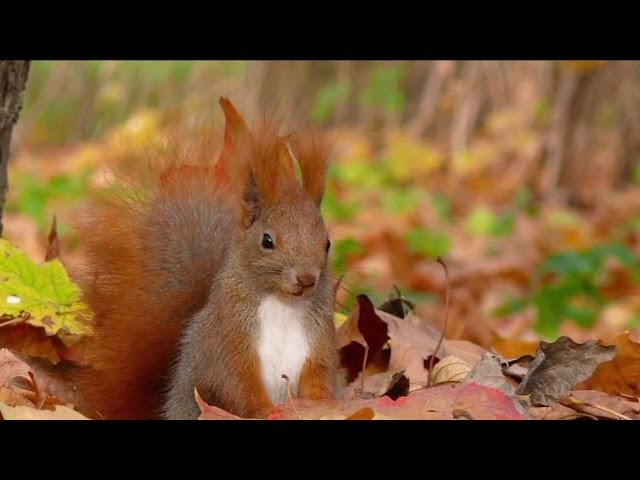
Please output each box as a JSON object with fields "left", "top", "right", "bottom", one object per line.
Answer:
{"left": 218, "top": 98, "right": 332, "bottom": 299}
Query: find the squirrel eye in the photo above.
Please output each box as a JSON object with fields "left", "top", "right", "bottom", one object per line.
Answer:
{"left": 261, "top": 233, "right": 275, "bottom": 250}
{"left": 325, "top": 239, "right": 331, "bottom": 253}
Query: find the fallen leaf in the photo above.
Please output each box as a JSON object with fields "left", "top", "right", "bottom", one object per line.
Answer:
{"left": 530, "top": 390, "right": 640, "bottom": 420}
{"left": 515, "top": 336, "right": 617, "bottom": 406}
{"left": 0, "top": 348, "right": 32, "bottom": 387}
{"left": 431, "top": 356, "right": 471, "bottom": 385}
{"left": 582, "top": 332, "right": 640, "bottom": 397}
{"left": 502, "top": 355, "right": 534, "bottom": 381}
{"left": 377, "top": 309, "right": 486, "bottom": 386}
{"left": 0, "top": 323, "right": 62, "bottom": 364}
{"left": 0, "top": 403, "right": 88, "bottom": 420}
{"left": 44, "top": 216, "right": 60, "bottom": 262}
{"left": 465, "top": 352, "right": 515, "bottom": 396}
{"left": 0, "top": 386, "right": 35, "bottom": 408}
{"left": 344, "top": 407, "right": 375, "bottom": 420}
{"left": 345, "top": 369, "right": 409, "bottom": 400}
{"left": 196, "top": 383, "right": 526, "bottom": 420}
{"left": 491, "top": 333, "right": 539, "bottom": 358}
{"left": 338, "top": 295, "right": 390, "bottom": 382}
{"left": 0, "top": 239, "right": 94, "bottom": 338}
{"left": 378, "top": 296, "right": 415, "bottom": 319}
{"left": 195, "top": 387, "right": 242, "bottom": 420}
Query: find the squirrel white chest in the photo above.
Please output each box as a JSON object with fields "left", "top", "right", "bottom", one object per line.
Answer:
{"left": 256, "top": 295, "right": 310, "bottom": 404}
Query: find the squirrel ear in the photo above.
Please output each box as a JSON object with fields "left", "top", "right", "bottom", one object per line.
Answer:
{"left": 216, "top": 97, "right": 257, "bottom": 225}
{"left": 217, "top": 97, "right": 251, "bottom": 167}
{"left": 288, "top": 132, "right": 331, "bottom": 205}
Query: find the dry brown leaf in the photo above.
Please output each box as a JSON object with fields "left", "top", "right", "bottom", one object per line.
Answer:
{"left": 0, "top": 403, "right": 88, "bottom": 420}
{"left": 344, "top": 407, "right": 375, "bottom": 420}
{"left": 431, "top": 356, "right": 471, "bottom": 385}
{"left": 44, "top": 215, "right": 61, "bottom": 262}
{"left": 0, "top": 325, "right": 62, "bottom": 364}
{"left": 465, "top": 352, "right": 516, "bottom": 395}
{"left": 345, "top": 369, "right": 409, "bottom": 400}
{"left": 197, "top": 383, "right": 526, "bottom": 420}
{"left": 0, "top": 386, "right": 36, "bottom": 408}
{"left": 377, "top": 309, "right": 485, "bottom": 386}
{"left": 490, "top": 334, "right": 539, "bottom": 359}
{"left": 0, "top": 348, "right": 32, "bottom": 387}
{"left": 582, "top": 332, "right": 640, "bottom": 397}
{"left": 529, "top": 390, "right": 640, "bottom": 420}
{"left": 516, "top": 336, "right": 617, "bottom": 405}
{"left": 195, "top": 388, "right": 242, "bottom": 420}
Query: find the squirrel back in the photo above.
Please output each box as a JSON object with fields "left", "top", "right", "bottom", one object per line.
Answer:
{"left": 74, "top": 98, "right": 338, "bottom": 419}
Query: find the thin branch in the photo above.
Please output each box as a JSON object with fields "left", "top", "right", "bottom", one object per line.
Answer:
{"left": 427, "top": 257, "right": 451, "bottom": 387}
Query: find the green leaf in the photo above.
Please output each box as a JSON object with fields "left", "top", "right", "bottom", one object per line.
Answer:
{"left": 532, "top": 285, "right": 566, "bottom": 338}
{"left": 405, "top": 228, "right": 451, "bottom": 259}
{"left": 331, "top": 238, "right": 365, "bottom": 274}
{"left": 628, "top": 312, "right": 640, "bottom": 329}
{"left": 321, "top": 184, "right": 358, "bottom": 222}
{"left": 381, "top": 187, "right": 423, "bottom": 214}
{"left": 565, "top": 305, "right": 598, "bottom": 328}
{"left": 312, "top": 81, "right": 351, "bottom": 123}
{"left": 494, "top": 296, "right": 530, "bottom": 317}
{"left": 432, "top": 193, "right": 452, "bottom": 223}
{"left": 465, "top": 206, "right": 495, "bottom": 236}
{"left": 0, "top": 239, "right": 93, "bottom": 337}
{"left": 541, "top": 251, "right": 595, "bottom": 278}
{"left": 465, "top": 206, "right": 514, "bottom": 237}
{"left": 360, "top": 65, "right": 406, "bottom": 114}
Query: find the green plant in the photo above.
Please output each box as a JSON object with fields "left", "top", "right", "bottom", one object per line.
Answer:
{"left": 381, "top": 187, "right": 424, "bottom": 215}
{"left": 331, "top": 238, "right": 365, "bottom": 275}
{"left": 405, "top": 228, "right": 451, "bottom": 259}
{"left": 495, "top": 243, "right": 640, "bottom": 338}
{"left": 312, "top": 81, "right": 351, "bottom": 123}
{"left": 432, "top": 193, "right": 453, "bottom": 224}
{"left": 465, "top": 206, "right": 515, "bottom": 237}
{"left": 360, "top": 64, "right": 406, "bottom": 114}
{"left": 7, "top": 169, "right": 93, "bottom": 231}
{"left": 321, "top": 184, "right": 359, "bottom": 222}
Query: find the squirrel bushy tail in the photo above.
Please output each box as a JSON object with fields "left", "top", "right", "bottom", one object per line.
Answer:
{"left": 74, "top": 99, "right": 250, "bottom": 419}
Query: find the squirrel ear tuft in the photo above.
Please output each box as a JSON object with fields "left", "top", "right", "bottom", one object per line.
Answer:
{"left": 218, "top": 97, "right": 251, "bottom": 167}
{"left": 288, "top": 132, "right": 331, "bottom": 205}
{"left": 250, "top": 124, "right": 297, "bottom": 208}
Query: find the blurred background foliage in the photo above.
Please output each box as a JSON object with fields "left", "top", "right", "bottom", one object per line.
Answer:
{"left": 5, "top": 60, "right": 640, "bottom": 356}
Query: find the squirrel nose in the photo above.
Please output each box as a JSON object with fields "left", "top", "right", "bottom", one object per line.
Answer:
{"left": 296, "top": 273, "right": 318, "bottom": 289}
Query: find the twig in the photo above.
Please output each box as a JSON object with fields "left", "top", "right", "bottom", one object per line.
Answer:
{"left": 28, "top": 371, "right": 46, "bottom": 410}
{"left": 0, "top": 316, "right": 27, "bottom": 328}
{"left": 563, "top": 393, "right": 632, "bottom": 421}
{"left": 427, "top": 257, "right": 451, "bottom": 387}
{"left": 392, "top": 284, "right": 407, "bottom": 317}
{"left": 281, "top": 374, "right": 302, "bottom": 419}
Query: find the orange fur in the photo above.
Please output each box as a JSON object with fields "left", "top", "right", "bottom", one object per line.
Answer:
{"left": 289, "top": 131, "right": 332, "bottom": 205}
{"left": 74, "top": 98, "right": 251, "bottom": 419}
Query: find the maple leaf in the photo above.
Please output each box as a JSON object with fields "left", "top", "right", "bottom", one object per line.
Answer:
{"left": 0, "top": 239, "right": 94, "bottom": 338}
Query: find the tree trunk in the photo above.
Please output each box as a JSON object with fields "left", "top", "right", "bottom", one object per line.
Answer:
{"left": 0, "top": 60, "right": 30, "bottom": 236}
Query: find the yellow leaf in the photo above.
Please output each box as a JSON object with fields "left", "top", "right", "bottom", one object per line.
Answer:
{"left": 431, "top": 356, "right": 472, "bottom": 385}
{"left": 0, "top": 403, "right": 89, "bottom": 420}
{"left": 334, "top": 312, "right": 348, "bottom": 329}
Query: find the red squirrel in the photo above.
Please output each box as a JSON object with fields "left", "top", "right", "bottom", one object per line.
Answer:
{"left": 74, "top": 98, "right": 339, "bottom": 419}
